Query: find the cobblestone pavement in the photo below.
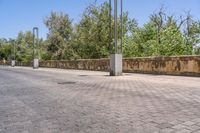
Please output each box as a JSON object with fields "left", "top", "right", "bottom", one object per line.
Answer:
{"left": 0, "top": 66, "right": 200, "bottom": 133}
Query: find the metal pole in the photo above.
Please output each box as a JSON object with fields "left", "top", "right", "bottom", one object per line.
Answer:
{"left": 11, "top": 40, "right": 16, "bottom": 67}
{"left": 110, "top": 0, "right": 123, "bottom": 76}
{"left": 14, "top": 41, "right": 15, "bottom": 60}
{"left": 33, "top": 28, "right": 35, "bottom": 59}
{"left": 109, "top": 0, "right": 112, "bottom": 53}
{"left": 36, "top": 28, "right": 39, "bottom": 58}
{"left": 114, "top": 0, "right": 118, "bottom": 53}
{"left": 33, "top": 27, "right": 39, "bottom": 69}
{"left": 33, "top": 27, "right": 39, "bottom": 59}
{"left": 120, "top": 0, "right": 123, "bottom": 53}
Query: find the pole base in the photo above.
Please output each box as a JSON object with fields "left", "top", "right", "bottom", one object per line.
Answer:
{"left": 11, "top": 60, "right": 15, "bottom": 67}
{"left": 110, "top": 54, "right": 122, "bottom": 76}
{"left": 33, "top": 59, "right": 39, "bottom": 69}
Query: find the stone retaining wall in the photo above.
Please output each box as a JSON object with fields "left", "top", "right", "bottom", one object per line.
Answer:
{"left": 39, "top": 59, "right": 110, "bottom": 71}
{"left": 0, "top": 61, "right": 9, "bottom": 65}
{"left": 2, "top": 56, "right": 200, "bottom": 76}
{"left": 39, "top": 56, "right": 200, "bottom": 76}
{"left": 123, "top": 56, "right": 200, "bottom": 76}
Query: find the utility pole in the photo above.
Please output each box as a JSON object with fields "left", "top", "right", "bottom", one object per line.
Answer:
{"left": 109, "top": 0, "right": 123, "bottom": 76}
{"left": 33, "top": 27, "right": 39, "bottom": 69}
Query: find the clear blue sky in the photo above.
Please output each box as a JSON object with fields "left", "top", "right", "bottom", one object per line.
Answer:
{"left": 0, "top": 0, "right": 200, "bottom": 39}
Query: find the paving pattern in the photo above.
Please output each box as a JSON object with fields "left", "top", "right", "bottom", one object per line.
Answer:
{"left": 0, "top": 66, "right": 200, "bottom": 133}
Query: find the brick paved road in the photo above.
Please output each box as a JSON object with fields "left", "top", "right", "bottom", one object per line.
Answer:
{"left": 0, "top": 66, "right": 200, "bottom": 133}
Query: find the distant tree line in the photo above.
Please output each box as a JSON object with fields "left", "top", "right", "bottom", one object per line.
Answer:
{"left": 1, "top": 2, "right": 200, "bottom": 62}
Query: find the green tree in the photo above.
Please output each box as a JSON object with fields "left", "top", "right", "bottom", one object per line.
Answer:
{"left": 14, "top": 31, "right": 42, "bottom": 62}
{"left": 44, "top": 11, "right": 75, "bottom": 60}
{"left": 75, "top": 2, "right": 129, "bottom": 59}
{"left": 123, "top": 8, "right": 200, "bottom": 57}
{"left": 0, "top": 38, "right": 14, "bottom": 61}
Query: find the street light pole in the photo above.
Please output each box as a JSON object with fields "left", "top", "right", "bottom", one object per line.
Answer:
{"left": 114, "top": 0, "right": 118, "bottom": 54}
{"left": 33, "top": 27, "right": 39, "bottom": 69}
{"left": 110, "top": 0, "right": 123, "bottom": 76}
{"left": 14, "top": 41, "right": 15, "bottom": 61}
{"left": 120, "top": 0, "right": 123, "bottom": 54}
{"left": 109, "top": 0, "right": 112, "bottom": 54}
{"left": 11, "top": 40, "right": 16, "bottom": 67}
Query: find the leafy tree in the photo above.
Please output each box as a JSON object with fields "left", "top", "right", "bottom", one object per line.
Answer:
{"left": 0, "top": 38, "right": 14, "bottom": 61}
{"left": 15, "top": 31, "right": 35, "bottom": 62}
{"left": 44, "top": 11, "right": 75, "bottom": 60}
{"left": 1, "top": 4, "right": 200, "bottom": 61}
{"left": 75, "top": 2, "right": 130, "bottom": 59}
{"left": 123, "top": 8, "right": 200, "bottom": 57}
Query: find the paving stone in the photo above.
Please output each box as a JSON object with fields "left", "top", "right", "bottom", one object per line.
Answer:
{"left": 186, "top": 125, "right": 200, "bottom": 131}
{"left": 157, "top": 123, "right": 173, "bottom": 129}
{"left": 193, "top": 118, "right": 200, "bottom": 123}
{"left": 175, "top": 129, "right": 191, "bottom": 133}
{"left": 193, "top": 130, "right": 200, "bottom": 133}
{"left": 182, "top": 121, "right": 196, "bottom": 126}
{"left": 159, "top": 128, "right": 175, "bottom": 133}
{"left": 0, "top": 66, "right": 200, "bottom": 133}
{"left": 172, "top": 124, "right": 188, "bottom": 130}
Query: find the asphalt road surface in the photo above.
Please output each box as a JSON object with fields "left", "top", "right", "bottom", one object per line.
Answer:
{"left": 1, "top": 66, "right": 200, "bottom": 133}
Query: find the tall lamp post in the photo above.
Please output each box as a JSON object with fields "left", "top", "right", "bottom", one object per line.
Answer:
{"left": 33, "top": 27, "right": 39, "bottom": 69}
{"left": 109, "top": 0, "right": 123, "bottom": 76}
{"left": 11, "top": 41, "right": 16, "bottom": 67}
